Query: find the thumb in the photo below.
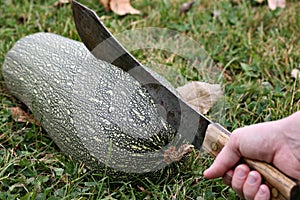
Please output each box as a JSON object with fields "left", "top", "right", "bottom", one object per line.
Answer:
{"left": 203, "top": 137, "right": 241, "bottom": 179}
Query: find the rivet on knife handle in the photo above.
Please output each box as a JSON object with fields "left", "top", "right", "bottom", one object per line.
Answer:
{"left": 203, "top": 124, "right": 299, "bottom": 200}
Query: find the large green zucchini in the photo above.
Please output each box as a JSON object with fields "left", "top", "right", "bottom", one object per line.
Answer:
{"left": 2, "top": 33, "right": 192, "bottom": 179}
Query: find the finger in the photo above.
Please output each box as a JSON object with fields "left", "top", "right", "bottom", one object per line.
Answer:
{"left": 243, "top": 171, "right": 262, "bottom": 200}
{"left": 232, "top": 164, "right": 250, "bottom": 197}
{"left": 222, "top": 170, "right": 233, "bottom": 186}
{"left": 254, "top": 185, "right": 270, "bottom": 200}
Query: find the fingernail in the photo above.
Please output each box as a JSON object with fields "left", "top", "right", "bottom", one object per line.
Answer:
{"left": 258, "top": 186, "right": 266, "bottom": 196}
{"left": 247, "top": 173, "right": 257, "bottom": 184}
{"left": 236, "top": 167, "right": 246, "bottom": 178}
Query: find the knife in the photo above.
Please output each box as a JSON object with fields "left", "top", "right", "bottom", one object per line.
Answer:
{"left": 71, "top": 1, "right": 299, "bottom": 199}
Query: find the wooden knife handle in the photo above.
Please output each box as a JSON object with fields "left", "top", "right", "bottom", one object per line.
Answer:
{"left": 202, "top": 124, "right": 300, "bottom": 200}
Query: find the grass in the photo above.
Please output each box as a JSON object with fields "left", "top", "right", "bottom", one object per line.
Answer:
{"left": 0, "top": 0, "right": 299, "bottom": 199}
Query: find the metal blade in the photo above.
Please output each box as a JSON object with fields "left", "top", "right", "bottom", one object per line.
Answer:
{"left": 72, "top": 0, "right": 212, "bottom": 149}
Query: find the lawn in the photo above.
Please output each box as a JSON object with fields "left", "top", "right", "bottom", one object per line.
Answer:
{"left": 0, "top": 0, "right": 299, "bottom": 199}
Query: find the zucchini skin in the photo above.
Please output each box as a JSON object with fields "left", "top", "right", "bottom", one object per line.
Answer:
{"left": 2, "top": 33, "right": 190, "bottom": 179}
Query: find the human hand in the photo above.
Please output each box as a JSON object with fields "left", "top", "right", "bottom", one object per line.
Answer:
{"left": 204, "top": 111, "right": 300, "bottom": 200}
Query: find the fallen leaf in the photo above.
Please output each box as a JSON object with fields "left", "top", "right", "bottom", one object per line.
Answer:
{"left": 180, "top": 1, "right": 195, "bottom": 15}
{"left": 99, "top": 0, "right": 110, "bottom": 11}
{"left": 54, "top": 0, "right": 70, "bottom": 7}
{"left": 291, "top": 68, "right": 300, "bottom": 79}
{"left": 163, "top": 144, "right": 194, "bottom": 164}
{"left": 177, "top": 81, "right": 223, "bottom": 114}
{"left": 6, "top": 107, "right": 39, "bottom": 124}
{"left": 267, "top": 0, "right": 285, "bottom": 10}
{"left": 100, "top": 0, "right": 141, "bottom": 15}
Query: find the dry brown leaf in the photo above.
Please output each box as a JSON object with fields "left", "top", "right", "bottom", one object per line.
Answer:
{"left": 99, "top": 0, "right": 141, "bottom": 15}
{"left": 110, "top": 0, "right": 141, "bottom": 15}
{"left": 54, "top": 0, "right": 70, "bottom": 7}
{"left": 99, "top": 0, "right": 110, "bottom": 11}
{"left": 163, "top": 144, "right": 194, "bottom": 164}
{"left": 7, "top": 107, "right": 39, "bottom": 124}
{"left": 177, "top": 81, "right": 223, "bottom": 114}
{"left": 255, "top": 0, "right": 285, "bottom": 10}
{"left": 267, "top": 0, "right": 285, "bottom": 10}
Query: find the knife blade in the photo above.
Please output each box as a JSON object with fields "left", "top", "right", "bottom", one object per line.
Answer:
{"left": 71, "top": 0, "right": 218, "bottom": 150}
{"left": 72, "top": 1, "right": 299, "bottom": 199}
